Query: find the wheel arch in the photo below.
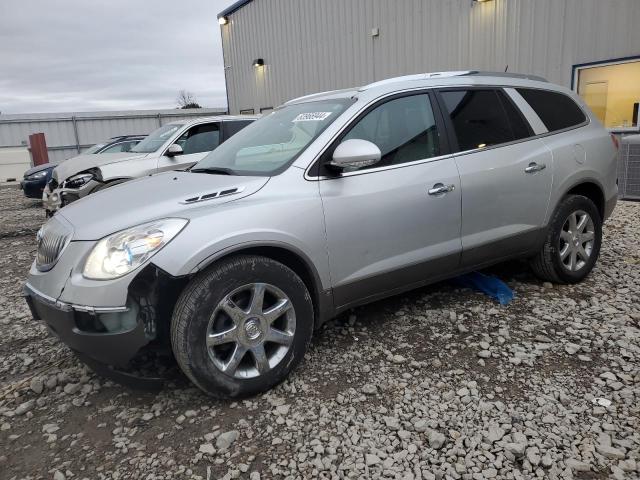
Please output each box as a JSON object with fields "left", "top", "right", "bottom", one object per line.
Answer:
{"left": 563, "top": 179, "right": 605, "bottom": 220}
{"left": 195, "top": 243, "right": 334, "bottom": 328}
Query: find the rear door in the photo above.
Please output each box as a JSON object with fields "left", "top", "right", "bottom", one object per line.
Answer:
{"left": 318, "top": 92, "right": 462, "bottom": 309}
{"left": 437, "top": 88, "right": 553, "bottom": 266}
{"left": 157, "top": 122, "right": 221, "bottom": 172}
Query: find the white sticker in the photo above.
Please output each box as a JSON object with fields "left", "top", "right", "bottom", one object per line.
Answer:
{"left": 292, "top": 112, "right": 332, "bottom": 122}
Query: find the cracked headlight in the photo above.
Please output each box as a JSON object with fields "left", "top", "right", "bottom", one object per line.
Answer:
{"left": 64, "top": 172, "right": 94, "bottom": 189}
{"left": 83, "top": 218, "right": 188, "bottom": 280}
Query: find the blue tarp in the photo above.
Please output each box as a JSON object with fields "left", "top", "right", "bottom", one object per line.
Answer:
{"left": 452, "top": 272, "right": 514, "bottom": 305}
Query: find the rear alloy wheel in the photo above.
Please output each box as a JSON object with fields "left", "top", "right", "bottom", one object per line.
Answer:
{"left": 171, "top": 255, "right": 313, "bottom": 398}
{"left": 530, "top": 195, "right": 602, "bottom": 284}
{"left": 558, "top": 209, "right": 595, "bottom": 273}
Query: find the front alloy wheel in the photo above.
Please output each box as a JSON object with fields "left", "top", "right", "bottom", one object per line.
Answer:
{"left": 207, "top": 283, "right": 296, "bottom": 379}
{"left": 171, "top": 255, "right": 313, "bottom": 398}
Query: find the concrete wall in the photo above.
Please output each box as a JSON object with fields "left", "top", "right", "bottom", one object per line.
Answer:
{"left": 0, "top": 108, "right": 226, "bottom": 164}
{"left": 0, "top": 147, "right": 30, "bottom": 182}
{"left": 220, "top": 0, "right": 640, "bottom": 114}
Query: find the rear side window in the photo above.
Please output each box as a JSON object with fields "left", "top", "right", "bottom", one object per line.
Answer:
{"left": 440, "top": 89, "right": 530, "bottom": 151}
{"left": 517, "top": 88, "right": 587, "bottom": 132}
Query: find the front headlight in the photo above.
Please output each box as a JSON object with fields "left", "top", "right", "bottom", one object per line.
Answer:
{"left": 83, "top": 218, "right": 188, "bottom": 280}
{"left": 26, "top": 170, "right": 48, "bottom": 180}
{"left": 64, "top": 172, "right": 94, "bottom": 189}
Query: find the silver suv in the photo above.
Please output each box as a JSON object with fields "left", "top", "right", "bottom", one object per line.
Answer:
{"left": 24, "top": 72, "right": 618, "bottom": 398}
{"left": 43, "top": 116, "right": 256, "bottom": 213}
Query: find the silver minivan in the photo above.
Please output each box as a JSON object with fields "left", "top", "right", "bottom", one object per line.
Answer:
{"left": 25, "top": 72, "right": 618, "bottom": 398}
{"left": 43, "top": 116, "right": 257, "bottom": 213}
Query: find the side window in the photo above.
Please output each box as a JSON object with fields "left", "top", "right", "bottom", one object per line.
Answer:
{"left": 176, "top": 123, "right": 220, "bottom": 155}
{"left": 516, "top": 88, "right": 587, "bottom": 132}
{"left": 120, "top": 140, "right": 138, "bottom": 152}
{"left": 440, "top": 89, "right": 530, "bottom": 152}
{"left": 341, "top": 94, "right": 441, "bottom": 169}
{"left": 100, "top": 143, "right": 126, "bottom": 154}
{"left": 222, "top": 120, "right": 253, "bottom": 141}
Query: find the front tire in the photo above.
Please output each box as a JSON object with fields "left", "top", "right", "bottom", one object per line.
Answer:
{"left": 171, "top": 255, "right": 314, "bottom": 398}
{"left": 530, "top": 194, "right": 602, "bottom": 284}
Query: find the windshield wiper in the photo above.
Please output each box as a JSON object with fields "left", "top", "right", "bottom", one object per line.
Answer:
{"left": 190, "top": 167, "right": 236, "bottom": 175}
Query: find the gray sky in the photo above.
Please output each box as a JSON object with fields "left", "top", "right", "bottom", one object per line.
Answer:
{"left": 0, "top": 0, "right": 236, "bottom": 114}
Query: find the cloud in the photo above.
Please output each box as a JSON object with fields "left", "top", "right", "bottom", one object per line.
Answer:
{"left": 0, "top": 0, "right": 237, "bottom": 113}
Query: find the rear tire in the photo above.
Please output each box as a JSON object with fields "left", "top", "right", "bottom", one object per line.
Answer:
{"left": 171, "top": 255, "right": 314, "bottom": 398}
{"left": 530, "top": 195, "right": 602, "bottom": 284}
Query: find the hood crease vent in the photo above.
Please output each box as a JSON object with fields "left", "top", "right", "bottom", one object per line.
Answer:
{"left": 181, "top": 186, "right": 245, "bottom": 205}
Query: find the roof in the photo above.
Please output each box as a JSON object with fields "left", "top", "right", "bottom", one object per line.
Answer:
{"left": 285, "top": 71, "right": 553, "bottom": 105}
{"left": 218, "top": 0, "right": 253, "bottom": 18}
{"left": 176, "top": 115, "right": 260, "bottom": 125}
{"left": 0, "top": 108, "right": 227, "bottom": 122}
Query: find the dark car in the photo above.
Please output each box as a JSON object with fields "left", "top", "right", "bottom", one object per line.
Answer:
{"left": 20, "top": 163, "right": 55, "bottom": 199}
{"left": 20, "top": 135, "right": 145, "bottom": 199}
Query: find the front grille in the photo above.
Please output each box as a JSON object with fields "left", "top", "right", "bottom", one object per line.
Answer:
{"left": 36, "top": 217, "right": 72, "bottom": 271}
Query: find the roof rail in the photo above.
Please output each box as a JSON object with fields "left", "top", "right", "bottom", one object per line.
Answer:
{"left": 359, "top": 70, "right": 549, "bottom": 91}
{"left": 285, "top": 87, "right": 357, "bottom": 105}
{"left": 462, "top": 71, "right": 549, "bottom": 82}
{"left": 360, "top": 71, "right": 473, "bottom": 90}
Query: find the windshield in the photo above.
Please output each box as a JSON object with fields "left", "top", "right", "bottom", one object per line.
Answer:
{"left": 193, "top": 99, "right": 353, "bottom": 176}
{"left": 84, "top": 143, "right": 105, "bottom": 154}
{"left": 131, "top": 123, "right": 182, "bottom": 153}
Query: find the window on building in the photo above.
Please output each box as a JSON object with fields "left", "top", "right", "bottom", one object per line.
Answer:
{"left": 517, "top": 88, "right": 587, "bottom": 132}
{"left": 440, "top": 89, "right": 530, "bottom": 151}
{"left": 574, "top": 58, "right": 640, "bottom": 130}
{"left": 341, "top": 94, "right": 440, "bottom": 169}
{"left": 239, "top": 108, "right": 255, "bottom": 115}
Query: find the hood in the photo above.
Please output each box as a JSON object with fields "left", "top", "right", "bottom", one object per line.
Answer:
{"left": 24, "top": 163, "right": 54, "bottom": 177}
{"left": 58, "top": 170, "right": 269, "bottom": 240}
{"left": 53, "top": 152, "right": 148, "bottom": 182}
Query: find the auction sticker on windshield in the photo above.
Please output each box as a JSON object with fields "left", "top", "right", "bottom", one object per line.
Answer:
{"left": 292, "top": 112, "right": 332, "bottom": 122}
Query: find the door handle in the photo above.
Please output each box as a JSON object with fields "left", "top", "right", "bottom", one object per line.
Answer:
{"left": 524, "top": 162, "right": 546, "bottom": 173}
{"left": 428, "top": 183, "right": 455, "bottom": 196}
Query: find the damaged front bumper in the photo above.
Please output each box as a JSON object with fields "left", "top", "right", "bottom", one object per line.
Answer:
{"left": 42, "top": 179, "right": 101, "bottom": 213}
{"left": 24, "top": 283, "right": 149, "bottom": 367}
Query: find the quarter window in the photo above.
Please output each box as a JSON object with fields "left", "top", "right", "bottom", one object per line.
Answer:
{"left": 517, "top": 88, "right": 587, "bottom": 132}
{"left": 440, "top": 89, "right": 530, "bottom": 151}
{"left": 341, "top": 94, "right": 441, "bottom": 169}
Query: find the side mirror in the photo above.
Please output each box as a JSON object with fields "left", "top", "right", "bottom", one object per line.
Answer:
{"left": 328, "top": 139, "right": 381, "bottom": 171}
{"left": 166, "top": 144, "right": 184, "bottom": 157}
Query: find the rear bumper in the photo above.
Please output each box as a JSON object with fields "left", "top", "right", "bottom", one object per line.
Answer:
{"left": 23, "top": 283, "right": 149, "bottom": 367}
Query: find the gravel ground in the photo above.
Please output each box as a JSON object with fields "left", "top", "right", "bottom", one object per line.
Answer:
{"left": 0, "top": 186, "right": 638, "bottom": 480}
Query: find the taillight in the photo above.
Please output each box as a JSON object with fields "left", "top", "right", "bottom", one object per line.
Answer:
{"left": 611, "top": 134, "right": 619, "bottom": 150}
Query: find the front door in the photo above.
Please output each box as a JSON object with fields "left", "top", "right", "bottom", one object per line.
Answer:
{"left": 437, "top": 88, "right": 553, "bottom": 266}
{"left": 318, "top": 92, "right": 462, "bottom": 309}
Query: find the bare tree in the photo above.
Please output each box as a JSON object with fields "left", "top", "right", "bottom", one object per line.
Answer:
{"left": 176, "top": 90, "right": 201, "bottom": 109}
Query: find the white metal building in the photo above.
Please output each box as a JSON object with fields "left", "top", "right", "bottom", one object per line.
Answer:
{"left": 218, "top": 0, "right": 640, "bottom": 133}
{"left": 0, "top": 108, "right": 226, "bottom": 164}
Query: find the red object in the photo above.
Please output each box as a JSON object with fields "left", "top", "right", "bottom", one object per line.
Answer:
{"left": 28, "top": 133, "right": 50, "bottom": 166}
